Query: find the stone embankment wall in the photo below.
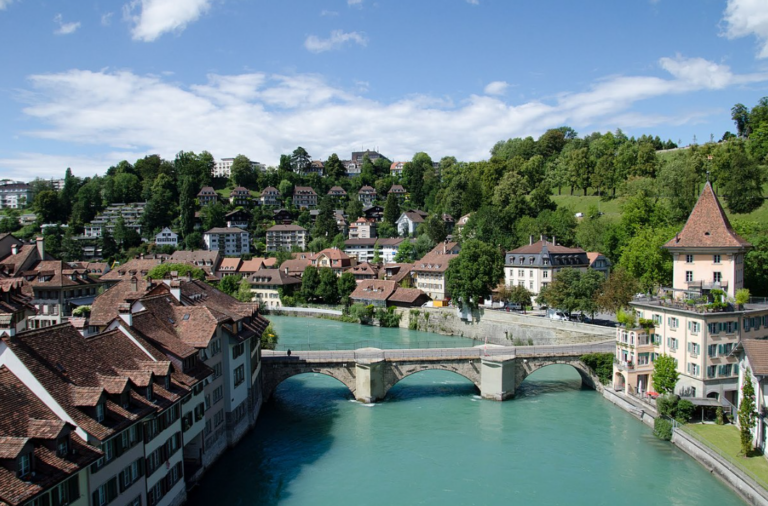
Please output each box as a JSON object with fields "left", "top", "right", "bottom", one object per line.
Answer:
{"left": 399, "top": 307, "right": 614, "bottom": 345}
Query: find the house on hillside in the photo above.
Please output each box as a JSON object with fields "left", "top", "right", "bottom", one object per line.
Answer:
{"left": 396, "top": 210, "right": 428, "bottom": 236}
{"left": 260, "top": 187, "right": 281, "bottom": 207}
{"left": 358, "top": 186, "right": 377, "bottom": 206}
{"left": 198, "top": 186, "right": 218, "bottom": 206}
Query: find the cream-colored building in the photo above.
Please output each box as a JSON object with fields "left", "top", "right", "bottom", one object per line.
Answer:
{"left": 412, "top": 242, "right": 460, "bottom": 301}
{"left": 614, "top": 182, "right": 765, "bottom": 404}
{"left": 247, "top": 269, "right": 301, "bottom": 308}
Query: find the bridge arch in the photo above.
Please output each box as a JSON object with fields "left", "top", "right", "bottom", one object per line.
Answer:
{"left": 381, "top": 361, "right": 481, "bottom": 398}
{"left": 262, "top": 364, "right": 357, "bottom": 401}
{"left": 515, "top": 357, "right": 602, "bottom": 395}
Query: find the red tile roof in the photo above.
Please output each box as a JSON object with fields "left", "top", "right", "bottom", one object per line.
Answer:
{"left": 664, "top": 181, "right": 751, "bottom": 250}
{"left": 350, "top": 280, "right": 397, "bottom": 301}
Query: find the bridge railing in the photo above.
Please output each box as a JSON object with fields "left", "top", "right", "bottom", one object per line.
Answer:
{"left": 263, "top": 343, "right": 614, "bottom": 361}
{"left": 272, "top": 340, "right": 482, "bottom": 352}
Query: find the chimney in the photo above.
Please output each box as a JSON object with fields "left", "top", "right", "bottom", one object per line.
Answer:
{"left": 35, "top": 237, "right": 44, "bottom": 259}
{"left": 552, "top": 235, "right": 556, "bottom": 246}
{"left": 540, "top": 234, "right": 544, "bottom": 243}
{"left": 11, "top": 244, "right": 18, "bottom": 256}
{"left": 529, "top": 235, "right": 534, "bottom": 245}
{"left": 170, "top": 280, "right": 181, "bottom": 302}
{"left": 130, "top": 276, "right": 138, "bottom": 292}
{"left": 117, "top": 303, "right": 132, "bottom": 327}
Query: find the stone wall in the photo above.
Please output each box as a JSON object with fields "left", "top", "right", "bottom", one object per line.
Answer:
{"left": 399, "top": 307, "right": 615, "bottom": 345}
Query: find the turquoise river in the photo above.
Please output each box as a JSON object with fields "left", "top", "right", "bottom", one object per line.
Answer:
{"left": 187, "top": 316, "right": 745, "bottom": 505}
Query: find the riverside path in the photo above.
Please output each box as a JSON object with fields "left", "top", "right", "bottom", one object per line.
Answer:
{"left": 262, "top": 341, "right": 614, "bottom": 403}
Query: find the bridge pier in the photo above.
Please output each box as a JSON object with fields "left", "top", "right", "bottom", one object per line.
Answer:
{"left": 480, "top": 355, "right": 517, "bottom": 401}
{"left": 356, "top": 359, "right": 386, "bottom": 403}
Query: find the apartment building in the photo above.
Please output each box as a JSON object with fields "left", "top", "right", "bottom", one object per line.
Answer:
{"left": 292, "top": 187, "right": 318, "bottom": 209}
{"left": 412, "top": 242, "right": 459, "bottom": 301}
{"left": 348, "top": 217, "right": 376, "bottom": 239}
{"left": 614, "top": 182, "right": 766, "bottom": 404}
{"left": 358, "top": 186, "right": 377, "bottom": 206}
{"left": 266, "top": 225, "right": 307, "bottom": 252}
{"left": 327, "top": 186, "right": 347, "bottom": 200}
{"left": 246, "top": 269, "right": 301, "bottom": 308}
{"left": 504, "top": 236, "right": 589, "bottom": 297}
{"left": 259, "top": 187, "right": 281, "bottom": 207}
{"left": 229, "top": 187, "right": 251, "bottom": 207}
{"left": 310, "top": 248, "right": 354, "bottom": 276}
{"left": 344, "top": 238, "right": 403, "bottom": 264}
{"left": 390, "top": 162, "right": 406, "bottom": 177}
{"left": 0, "top": 182, "right": 31, "bottom": 209}
{"left": 154, "top": 227, "right": 178, "bottom": 248}
{"left": 84, "top": 203, "right": 146, "bottom": 239}
{"left": 203, "top": 227, "right": 250, "bottom": 256}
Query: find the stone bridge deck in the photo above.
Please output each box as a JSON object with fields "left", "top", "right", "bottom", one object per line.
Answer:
{"left": 262, "top": 342, "right": 614, "bottom": 402}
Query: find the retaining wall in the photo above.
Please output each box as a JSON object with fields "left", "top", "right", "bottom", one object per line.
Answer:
{"left": 399, "top": 307, "right": 615, "bottom": 345}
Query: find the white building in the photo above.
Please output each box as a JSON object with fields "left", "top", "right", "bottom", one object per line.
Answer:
{"left": 396, "top": 210, "right": 428, "bottom": 236}
{"left": 155, "top": 227, "right": 179, "bottom": 247}
{"left": 204, "top": 227, "right": 250, "bottom": 256}
{"left": 213, "top": 157, "right": 265, "bottom": 178}
{"left": 344, "top": 238, "right": 404, "bottom": 264}
{"left": 0, "top": 182, "right": 31, "bottom": 209}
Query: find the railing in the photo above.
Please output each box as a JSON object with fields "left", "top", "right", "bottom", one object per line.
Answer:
{"left": 263, "top": 342, "right": 615, "bottom": 362}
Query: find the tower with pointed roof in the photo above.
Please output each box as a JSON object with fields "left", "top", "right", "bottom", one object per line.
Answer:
{"left": 664, "top": 181, "right": 750, "bottom": 298}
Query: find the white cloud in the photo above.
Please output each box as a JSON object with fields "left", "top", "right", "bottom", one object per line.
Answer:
{"left": 320, "top": 10, "right": 338, "bottom": 17}
{"left": 101, "top": 12, "right": 114, "bottom": 26}
{"left": 123, "top": 0, "right": 212, "bottom": 42}
{"left": 466, "top": 0, "right": 479, "bottom": 5}
{"left": 8, "top": 56, "right": 768, "bottom": 178}
{"left": 484, "top": 81, "right": 509, "bottom": 96}
{"left": 0, "top": 0, "right": 15, "bottom": 11}
{"left": 53, "top": 14, "right": 81, "bottom": 35}
{"left": 304, "top": 30, "right": 368, "bottom": 53}
{"left": 348, "top": 0, "right": 362, "bottom": 5}
{"left": 722, "top": 0, "right": 768, "bottom": 58}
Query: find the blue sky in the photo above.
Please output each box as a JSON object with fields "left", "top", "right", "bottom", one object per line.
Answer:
{"left": 1, "top": 0, "right": 768, "bottom": 179}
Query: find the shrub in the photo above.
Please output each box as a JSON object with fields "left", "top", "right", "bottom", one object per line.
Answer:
{"left": 675, "top": 399, "right": 695, "bottom": 423}
{"left": 716, "top": 407, "right": 725, "bottom": 425}
{"left": 654, "top": 418, "right": 673, "bottom": 441}
{"left": 376, "top": 306, "right": 402, "bottom": 328}
{"left": 349, "top": 303, "right": 375, "bottom": 325}
{"left": 261, "top": 323, "right": 279, "bottom": 350}
{"left": 656, "top": 395, "right": 678, "bottom": 418}
{"left": 72, "top": 305, "right": 91, "bottom": 317}
{"left": 579, "top": 353, "right": 614, "bottom": 385}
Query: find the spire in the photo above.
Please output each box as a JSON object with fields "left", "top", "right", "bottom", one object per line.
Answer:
{"left": 664, "top": 181, "right": 750, "bottom": 250}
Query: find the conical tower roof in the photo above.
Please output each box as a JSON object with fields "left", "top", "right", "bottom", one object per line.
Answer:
{"left": 664, "top": 181, "right": 750, "bottom": 250}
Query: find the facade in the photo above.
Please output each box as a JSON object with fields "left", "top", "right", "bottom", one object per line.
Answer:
{"left": 358, "top": 186, "right": 377, "bottom": 206}
{"left": 84, "top": 203, "right": 146, "bottom": 239}
{"left": 614, "top": 182, "right": 766, "bottom": 404}
{"left": 225, "top": 209, "right": 251, "bottom": 230}
{"left": 737, "top": 340, "right": 768, "bottom": 452}
{"left": 348, "top": 217, "right": 377, "bottom": 239}
{"left": 587, "top": 252, "right": 611, "bottom": 277}
{"left": 344, "top": 238, "right": 403, "bottom": 264}
{"left": 246, "top": 269, "right": 301, "bottom": 308}
{"left": 0, "top": 278, "right": 36, "bottom": 336}
{"left": 293, "top": 187, "right": 318, "bottom": 209}
{"left": 388, "top": 185, "right": 407, "bottom": 200}
{"left": 396, "top": 210, "right": 428, "bottom": 236}
{"left": 412, "top": 242, "right": 459, "bottom": 301}
{"left": 155, "top": 227, "right": 179, "bottom": 247}
{"left": 327, "top": 186, "right": 347, "bottom": 200}
{"left": 197, "top": 187, "right": 218, "bottom": 207}
{"left": 310, "top": 248, "right": 354, "bottom": 276}
{"left": 266, "top": 225, "right": 307, "bottom": 252}
{"left": 167, "top": 250, "right": 221, "bottom": 278}
{"left": 345, "top": 262, "right": 379, "bottom": 283}
{"left": 0, "top": 182, "right": 31, "bottom": 209}
{"left": 390, "top": 162, "right": 406, "bottom": 177}
{"left": 230, "top": 187, "right": 252, "bottom": 207}
{"left": 349, "top": 279, "right": 429, "bottom": 308}
{"left": 343, "top": 160, "right": 360, "bottom": 177}
{"left": 203, "top": 228, "right": 250, "bottom": 256}
{"left": 213, "top": 158, "right": 264, "bottom": 178}
{"left": 504, "top": 236, "right": 589, "bottom": 296}
{"left": 260, "top": 187, "right": 281, "bottom": 207}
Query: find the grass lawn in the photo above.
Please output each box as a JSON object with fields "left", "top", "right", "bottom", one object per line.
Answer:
{"left": 683, "top": 423, "right": 768, "bottom": 487}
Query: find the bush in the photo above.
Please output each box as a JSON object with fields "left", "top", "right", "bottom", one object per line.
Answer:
{"left": 261, "top": 323, "right": 279, "bottom": 350}
{"left": 675, "top": 399, "right": 695, "bottom": 423}
{"left": 376, "top": 306, "right": 402, "bottom": 328}
{"left": 716, "top": 406, "right": 725, "bottom": 425}
{"left": 349, "top": 303, "right": 375, "bottom": 325}
{"left": 72, "top": 305, "right": 91, "bottom": 317}
{"left": 579, "top": 353, "right": 614, "bottom": 385}
{"left": 654, "top": 418, "right": 673, "bottom": 441}
{"left": 656, "top": 395, "right": 678, "bottom": 418}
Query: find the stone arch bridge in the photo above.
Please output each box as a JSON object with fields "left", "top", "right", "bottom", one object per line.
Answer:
{"left": 261, "top": 343, "right": 613, "bottom": 403}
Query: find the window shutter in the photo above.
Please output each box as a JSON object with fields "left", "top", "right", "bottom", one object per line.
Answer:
{"left": 68, "top": 475, "right": 79, "bottom": 500}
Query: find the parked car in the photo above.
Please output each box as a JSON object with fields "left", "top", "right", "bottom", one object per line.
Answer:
{"left": 548, "top": 310, "right": 568, "bottom": 321}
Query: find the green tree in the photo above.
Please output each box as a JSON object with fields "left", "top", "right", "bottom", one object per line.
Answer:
{"left": 142, "top": 173, "right": 178, "bottom": 233}
{"left": 236, "top": 278, "right": 253, "bottom": 302}
{"left": 100, "top": 227, "right": 118, "bottom": 261}
{"left": 740, "top": 368, "right": 758, "bottom": 455}
{"left": 146, "top": 263, "right": 206, "bottom": 281}
{"left": 337, "top": 272, "right": 357, "bottom": 306}
{"left": 313, "top": 196, "right": 338, "bottom": 242}
{"left": 178, "top": 177, "right": 197, "bottom": 237}
{"left": 301, "top": 266, "right": 320, "bottom": 301}
{"left": 652, "top": 355, "right": 679, "bottom": 395}
{"left": 61, "top": 229, "right": 82, "bottom": 262}
{"left": 34, "top": 190, "right": 61, "bottom": 224}
{"left": 745, "top": 235, "right": 768, "bottom": 295}
{"left": 536, "top": 268, "right": 583, "bottom": 314}
{"left": 201, "top": 202, "right": 227, "bottom": 231}
{"left": 445, "top": 239, "right": 503, "bottom": 309}
{"left": 372, "top": 242, "right": 382, "bottom": 264}
{"left": 261, "top": 323, "right": 279, "bottom": 350}
{"left": 324, "top": 153, "right": 345, "bottom": 180}
{"left": 70, "top": 177, "right": 105, "bottom": 227}
{"left": 383, "top": 193, "right": 400, "bottom": 225}
{"left": 732, "top": 103, "right": 752, "bottom": 138}
{"left": 291, "top": 147, "right": 311, "bottom": 174}
{"left": 595, "top": 268, "right": 639, "bottom": 314}
{"left": 346, "top": 198, "right": 364, "bottom": 221}
{"left": 424, "top": 214, "right": 447, "bottom": 243}
{"left": 230, "top": 154, "right": 257, "bottom": 188}
{"left": 219, "top": 275, "right": 241, "bottom": 296}
{"left": 317, "top": 267, "right": 339, "bottom": 304}
{"left": 394, "top": 240, "right": 417, "bottom": 262}
{"left": 714, "top": 140, "right": 765, "bottom": 214}
{"left": 619, "top": 227, "right": 675, "bottom": 292}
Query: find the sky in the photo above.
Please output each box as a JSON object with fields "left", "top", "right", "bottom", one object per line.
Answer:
{"left": 1, "top": 0, "right": 768, "bottom": 180}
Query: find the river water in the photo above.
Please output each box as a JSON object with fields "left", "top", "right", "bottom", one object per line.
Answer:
{"left": 188, "top": 316, "right": 744, "bottom": 506}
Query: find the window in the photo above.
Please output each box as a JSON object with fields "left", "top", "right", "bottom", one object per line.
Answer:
{"left": 210, "top": 338, "right": 221, "bottom": 356}
{"left": 717, "top": 343, "right": 734, "bottom": 355}
{"left": 543, "top": 270, "right": 548, "bottom": 279}
{"left": 518, "top": 269, "right": 524, "bottom": 277}
{"left": 18, "top": 453, "right": 30, "bottom": 478}
{"left": 713, "top": 272, "right": 722, "bottom": 283}
{"left": 529, "top": 281, "right": 534, "bottom": 289}
{"left": 652, "top": 314, "right": 661, "bottom": 325}
{"left": 718, "top": 364, "right": 733, "bottom": 376}
{"left": 214, "top": 409, "right": 224, "bottom": 427}
{"left": 95, "top": 402, "right": 105, "bottom": 423}
{"left": 687, "top": 342, "right": 700, "bottom": 355}
{"left": 233, "top": 343, "right": 245, "bottom": 359}
{"left": 213, "top": 362, "right": 222, "bottom": 379}
{"left": 687, "top": 362, "right": 700, "bottom": 376}
{"left": 234, "top": 365, "right": 245, "bottom": 387}
{"left": 667, "top": 337, "right": 678, "bottom": 350}
{"left": 57, "top": 436, "right": 69, "bottom": 457}
{"left": 668, "top": 317, "right": 679, "bottom": 329}
{"left": 685, "top": 271, "right": 693, "bottom": 282}
{"left": 708, "top": 344, "right": 717, "bottom": 357}
{"left": 212, "top": 386, "right": 223, "bottom": 404}
{"left": 686, "top": 254, "right": 693, "bottom": 263}
{"left": 707, "top": 365, "right": 717, "bottom": 378}
{"left": 688, "top": 321, "right": 700, "bottom": 333}
{"left": 713, "top": 254, "right": 721, "bottom": 264}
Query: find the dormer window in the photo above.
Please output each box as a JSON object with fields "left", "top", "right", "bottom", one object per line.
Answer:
{"left": 57, "top": 435, "right": 69, "bottom": 457}
{"left": 121, "top": 391, "right": 130, "bottom": 409}
{"left": 18, "top": 452, "right": 31, "bottom": 478}
{"left": 164, "top": 375, "right": 171, "bottom": 390}
{"left": 146, "top": 381, "right": 153, "bottom": 401}
{"left": 95, "top": 402, "right": 105, "bottom": 423}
